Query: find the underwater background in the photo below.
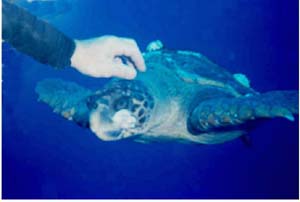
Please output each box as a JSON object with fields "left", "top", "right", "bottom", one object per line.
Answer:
{"left": 2, "top": 0, "right": 299, "bottom": 199}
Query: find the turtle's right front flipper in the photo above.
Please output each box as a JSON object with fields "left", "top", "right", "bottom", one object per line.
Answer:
{"left": 189, "top": 90, "right": 298, "bottom": 133}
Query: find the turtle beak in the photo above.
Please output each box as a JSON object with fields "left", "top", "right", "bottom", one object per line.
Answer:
{"left": 89, "top": 103, "right": 121, "bottom": 141}
{"left": 89, "top": 104, "right": 137, "bottom": 141}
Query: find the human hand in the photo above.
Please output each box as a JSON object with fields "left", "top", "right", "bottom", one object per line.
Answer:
{"left": 70, "top": 35, "right": 146, "bottom": 79}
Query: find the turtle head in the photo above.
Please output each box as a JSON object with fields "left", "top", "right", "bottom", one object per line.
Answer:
{"left": 86, "top": 80, "right": 154, "bottom": 141}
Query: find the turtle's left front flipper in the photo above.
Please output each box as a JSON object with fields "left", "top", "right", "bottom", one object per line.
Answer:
{"left": 36, "top": 78, "right": 93, "bottom": 127}
{"left": 189, "top": 90, "right": 298, "bottom": 132}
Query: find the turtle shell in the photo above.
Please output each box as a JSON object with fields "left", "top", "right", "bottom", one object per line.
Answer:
{"left": 143, "top": 50, "right": 256, "bottom": 97}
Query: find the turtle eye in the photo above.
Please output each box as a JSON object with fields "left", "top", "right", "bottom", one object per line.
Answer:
{"left": 86, "top": 94, "right": 109, "bottom": 110}
{"left": 113, "top": 96, "right": 131, "bottom": 111}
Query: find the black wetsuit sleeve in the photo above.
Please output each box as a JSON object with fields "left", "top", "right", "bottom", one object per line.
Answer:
{"left": 2, "top": 0, "right": 76, "bottom": 68}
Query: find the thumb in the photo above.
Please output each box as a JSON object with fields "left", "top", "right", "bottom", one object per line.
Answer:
{"left": 112, "top": 63, "right": 137, "bottom": 80}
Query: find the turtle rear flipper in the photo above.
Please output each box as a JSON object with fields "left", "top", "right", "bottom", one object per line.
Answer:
{"left": 35, "top": 78, "right": 93, "bottom": 127}
{"left": 189, "top": 90, "right": 298, "bottom": 133}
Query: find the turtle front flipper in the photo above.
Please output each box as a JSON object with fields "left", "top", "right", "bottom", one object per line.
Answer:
{"left": 35, "top": 78, "right": 93, "bottom": 127}
{"left": 189, "top": 90, "right": 298, "bottom": 133}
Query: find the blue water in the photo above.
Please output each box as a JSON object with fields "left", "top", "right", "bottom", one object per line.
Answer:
{"left": 2, "top": 0, "right": 299, "bottom": 199}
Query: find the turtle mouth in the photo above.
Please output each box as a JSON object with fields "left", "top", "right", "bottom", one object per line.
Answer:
{"left": 89, "top": 104, "right": 138, "bottom": 141}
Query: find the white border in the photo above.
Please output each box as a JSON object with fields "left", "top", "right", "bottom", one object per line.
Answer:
{"left": 0, "top": 1, "right": 299, "bottom": 201}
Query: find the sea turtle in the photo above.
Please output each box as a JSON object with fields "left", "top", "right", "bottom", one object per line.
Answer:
{"left": 35, "top": 41, "right": 298, "bottom": 144}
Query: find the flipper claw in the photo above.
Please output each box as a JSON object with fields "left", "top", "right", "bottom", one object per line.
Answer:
{"left": 284, "top": 114, "right": 295, "bottom": 122}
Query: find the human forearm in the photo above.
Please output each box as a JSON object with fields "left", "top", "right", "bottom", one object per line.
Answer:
{"left": 2, "top": 0, "right": 75, "bottom": 68}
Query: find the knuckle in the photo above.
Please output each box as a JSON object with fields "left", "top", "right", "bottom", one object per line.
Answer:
{"left": 125, "top": 38, "right": 137, "bottom": 46}
{"left": 105, "top": 36, "right": 119, "bottom": 45}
